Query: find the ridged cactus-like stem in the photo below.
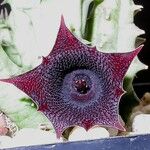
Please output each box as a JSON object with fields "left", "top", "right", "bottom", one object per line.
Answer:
{"left": 80, "top": 0, "right": 147, "bottom": 122}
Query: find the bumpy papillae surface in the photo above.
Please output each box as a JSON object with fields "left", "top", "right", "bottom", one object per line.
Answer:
{"left": 0, "top": 16, "right": 143, "bottom": 138}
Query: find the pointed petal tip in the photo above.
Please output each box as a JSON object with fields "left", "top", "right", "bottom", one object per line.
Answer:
{"left": 115, "top": 121, "right": 126, "bottom": 131}
{"left": 0, "top": 76, "right": 18, "bottom": 84}
{"left": 0, "top": 78, "right": 11, "bottom": 83}
{"left": 60, "top": 15, "right": 66, "bottom": 28}
{"left": 55, "top": 129, "right": 63, "bottom": 139}
{"left": 54, "top": 124, "right": 69, "bottom": 139}
{"left": 134, "top": 44, "right": 144, "bottom": 54}
{"left": 128, "top": 44, "right": 144, "bottom": 60}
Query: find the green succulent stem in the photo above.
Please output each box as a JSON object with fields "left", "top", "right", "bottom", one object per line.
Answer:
{"left": 80, "top": 0, "right": 146, "bottom": 123}
{"left": 82, "top": 0, "right": 104, "bottom": 41}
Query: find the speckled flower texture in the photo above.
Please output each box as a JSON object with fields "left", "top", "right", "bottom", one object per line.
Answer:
{"left": 0, "top": 16, "right": 143, "bottom": 138}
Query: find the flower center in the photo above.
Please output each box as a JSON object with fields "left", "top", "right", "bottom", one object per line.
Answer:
{"left": 74, "top": 79, "right": 90, "bottom": 94}
{"left": 62, "top": 69, "right": 102, "bottom": 106}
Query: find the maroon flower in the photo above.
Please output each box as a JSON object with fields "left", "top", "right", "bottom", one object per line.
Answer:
{"left": 0, "top": 16, "right": 143, "bottom": 138}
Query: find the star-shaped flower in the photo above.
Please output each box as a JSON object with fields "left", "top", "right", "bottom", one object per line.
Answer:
{"left": 0, "top": 16, "right": 143, "bottom": 138}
